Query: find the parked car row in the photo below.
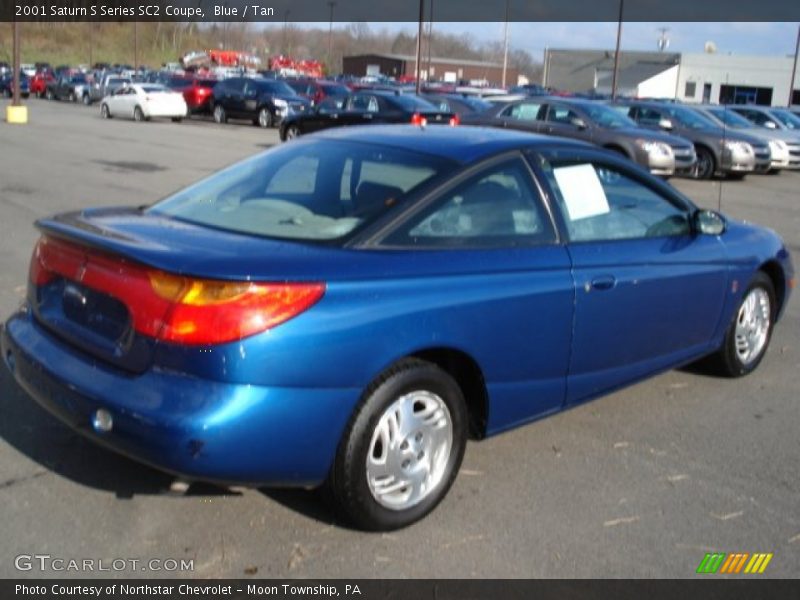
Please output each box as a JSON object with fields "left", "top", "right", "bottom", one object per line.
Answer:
{"left": 17, "top": 65, "right": 800, "bottom": 180}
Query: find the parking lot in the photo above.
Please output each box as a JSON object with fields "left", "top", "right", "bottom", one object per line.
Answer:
{"left": 1, "top": 98, "right": 798, "bottom": 578}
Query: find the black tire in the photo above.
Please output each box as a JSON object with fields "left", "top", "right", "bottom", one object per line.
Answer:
{"left": 694, "top": 146, "right": 716, "bottom": 180}
{"left": 3, "top": 88, "right": 10, "bottom": 98}
{"left": 213, "top": 104, "right": 227, "bottom": 124}
{"left": 46, "top": 89, "right": 54, "bottom": 100}
{"left": 100, "top": 103, "right": 111, "bottom": 119}
{"left": 327, "top": 358, "right": 468, "bottom": 531}
{"left": 256, "top": 107, "right": 272, "bottom": 128}
{"left": 710, "top": 272, "right": 776, "bottom": 377}
{"left": 133, "top": 106, "right": 145, "bottom": 122}
{"left": 68, "top": 91, "right": 76, "bottom": 102}
{"left": 82, "top": 93, "right": 91, "bottom": 106}
{"left": 171, "top": 117, "right": 183, "bottom": 123}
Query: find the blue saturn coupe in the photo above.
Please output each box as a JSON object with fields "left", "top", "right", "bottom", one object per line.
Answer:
{"left": 2, "top": 125, "right": 793, "bottom": 530}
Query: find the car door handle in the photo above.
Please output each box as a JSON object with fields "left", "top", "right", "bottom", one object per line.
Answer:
{"left": 589, "top": 275, "right": 616, "bottom": 291}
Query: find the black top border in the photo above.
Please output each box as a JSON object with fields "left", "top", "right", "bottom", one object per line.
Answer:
{"left": 3, "top": 0, "right": 800, "bottom": 22}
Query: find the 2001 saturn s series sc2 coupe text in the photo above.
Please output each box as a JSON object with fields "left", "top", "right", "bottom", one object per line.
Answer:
{"left": 2, "top": 126, "right": 794, "bottom": 530}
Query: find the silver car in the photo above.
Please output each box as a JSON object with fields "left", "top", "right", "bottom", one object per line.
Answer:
{"left": 691, "top": 105, "right": 800, "bottom": 172}
{"left": 729, "top": 106, "right": 800, "bottom": 168}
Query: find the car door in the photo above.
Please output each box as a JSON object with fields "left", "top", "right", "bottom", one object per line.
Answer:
{"left": 541, "top": 103, "right": 591, "bottom": 142}
{"left": 379, "top": 154, "right": 574, "bottom": 431}
{"left": 241, "top": 79, "right": 261, "bottom": 118}
{"left": 531, "top": 149, "right": 729, "bottom": 404}
{"left": 220, "top": 78, "right": 244, "bottom": 117}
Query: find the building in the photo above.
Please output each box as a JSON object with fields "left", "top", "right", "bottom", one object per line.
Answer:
{"left": 543, "top": 48, "right": 800, "bottom": 106}
{"left": 342, "top": 53, "right": 518, "bottom": 86}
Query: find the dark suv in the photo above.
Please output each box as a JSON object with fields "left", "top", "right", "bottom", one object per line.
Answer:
{"left": 211, "top": 77, "right": 310, "bottom": 128}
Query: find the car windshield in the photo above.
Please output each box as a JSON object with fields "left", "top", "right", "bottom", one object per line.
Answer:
{"left": 257, "top": 80, "right": 296, "bottom": 95}
{"left": 109, "top": 78, "right": 129, "bottom": 86}
{"left": 148, "top": 140, "right": 456, "bottom": 242}
{"left": 663, "top": 106, "right": 716, "bottom": 129}
{"left": 321, "top": 83, "right": 350, "bottom": 96}
{"left": 458, "top": 96, "right": 493, "bottom": 112}
{"left": 389, "top": 94, "right": 438, "bottom": 111}
{"left": 583, "top": 104, "right": 637, "bottom": 128}
{"left": 704, "top": 108, "right": 752, "bottom": 128}
{"left": 769, "top": 109, "right": 800, "bottom": 130}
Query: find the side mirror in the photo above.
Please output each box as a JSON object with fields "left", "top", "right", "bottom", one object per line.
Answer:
{"left": 658, "top": 118, "right": 674, "bottom": 130}
{"left": 571, "top": 117, "right": 588, "bottom": 129}
{"left": 693, "top": 209, "right": 726, "bottom": 236}
{"left": 764, "top": 121, "right": 777, "bottom": 129}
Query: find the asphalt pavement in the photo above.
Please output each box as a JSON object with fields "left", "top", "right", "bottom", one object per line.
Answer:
{"left": 0, "top": 99, "right": 798, "bottom": 578}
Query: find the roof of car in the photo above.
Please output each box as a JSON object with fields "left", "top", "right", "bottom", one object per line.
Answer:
{"left": 313, "top": 124, "right": 589, "bottom": 163}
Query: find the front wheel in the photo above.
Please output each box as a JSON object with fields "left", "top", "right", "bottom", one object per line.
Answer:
{"left": 284, "top": 124, "right": 300, "bottom": 140}
{"left": 213, "top": 104, "right": 227, "bottom": 124}
{"left": 82, "top": 93, "right": 91, "bottom": 106}
{"left": 327, "top": 358, "right": 467, "bottom": 531}
{"left": 693, "top": 146, "right": 716, "bottom": 180}
{"left": 712, "top": 272, "right": 776, "bottom": 377}
{"left": 100, "top": 103, "right": 111, "bottom": 119}
{"left": 46, "top": 90, "right": 54, "bottom": 100}
{"left": 133, "top": 106, "right": 145, "bottom": 122}
{"left": 256, "top": 107, "right": 272, "bottom": 128}
{"left": 68, "top": 91, "right": 76, "bottom": 102}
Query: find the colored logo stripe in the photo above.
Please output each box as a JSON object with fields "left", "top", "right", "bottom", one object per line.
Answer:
{"left": 744, "top": 553, "right": 773, "bottom": 574}
{"left": 697, "top": 552, "right": 773, "bottom": 574}
{"left": 697, "top": 553, "right": 726, "bottom": 574}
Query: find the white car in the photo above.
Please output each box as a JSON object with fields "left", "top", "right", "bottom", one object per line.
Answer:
{"left": 99, "top": 84, "right": 188, "bottom": 122}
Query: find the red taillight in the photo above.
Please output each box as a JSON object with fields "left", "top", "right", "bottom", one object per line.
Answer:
{"left": 30, "top": 236, "right": 325, "bottom": 345}
{"left": 410, "top": 113, "right": 427, "bottom": 126}
{"left": 449, "top": 114, "right": 460, "bottom": 126}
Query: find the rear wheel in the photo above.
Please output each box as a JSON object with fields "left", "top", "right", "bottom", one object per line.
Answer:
{"left": 711, "top": 272, "right": 775, "bottom": 377}
{"left": 257, "top": 107, "right": 272, "bottom": 128}
{"left": 693, "top": 146, "right": 716, "bottom": 180}
{"left": 213, "top": 104, "right": 227, "bottom": 124}
{"left": 133, "top": 106, "right": 145, "bottom": 122}
{"left": 46, "top": 89, "right": 54, "bottom": 100}
{"left": 82, "top": 93, "right": 91, "bottom": 106}
{"left": 68, "top": 90, "right": 76, "bottom": 102}
{"left": 327, "top": 358, "right": 467, "bottom": 531}
{"left": 100, "top": 103, "right": 111, "bottom": 119}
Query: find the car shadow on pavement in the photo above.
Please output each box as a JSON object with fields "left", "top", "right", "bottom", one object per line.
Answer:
{"left": 259, "top": 488, "right": 350, "bottom": 529}
{"left": 0, "top": 364, "right": 235, "bottom": 500}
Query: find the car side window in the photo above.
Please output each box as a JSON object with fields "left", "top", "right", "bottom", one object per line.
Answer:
{"left": 540, "top": 159, "right": 690, "bottom": 242}
{"left": 351, "top": 95, "right": 378, "bottom": 112}
{"left": 385, "top": 158, "right": 556, "bottom": 248}
{"left": 546, "top": 106, "right": 580, "bottom": 125}
{"left": 636, "top": 107, "right": 664, "bottom": 127}
{"left": 503, "top": 102, "right": 542, "bottom": 121}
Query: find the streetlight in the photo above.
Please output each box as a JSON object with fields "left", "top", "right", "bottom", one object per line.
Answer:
{"left": 501, "top": 0, "right": 510, "bottom": 87}
{"left": 426, "top": 0, "right": 434, "bottom": 81}
{"left": 327, "top": 1, "right": 336, "bottom": 75}
{"left": 7, "top": 20, "right": 27, "bottom": 124}
{"left": 414, "top": 0, "right": 424, "bottom": 94}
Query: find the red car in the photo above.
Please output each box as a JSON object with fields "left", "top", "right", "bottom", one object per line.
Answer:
{"left": 169, "top": 76, "right": 217, "bottom": 114}
{"left": 30, "top": 70, "right": 55, "bottom": 98}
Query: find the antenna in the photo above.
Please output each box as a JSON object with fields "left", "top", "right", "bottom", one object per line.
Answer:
{"left": 718, "top": 72, "right": 729, "bottom": 213}
{"left": 657, "top": 28, "right": 670, "bottom": 52}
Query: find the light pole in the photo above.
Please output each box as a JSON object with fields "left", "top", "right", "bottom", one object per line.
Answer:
{"left": 789, "top": 24, "right": 800, "bottom": 107}
{"left": 327, "top": 1, "right": 336, "bottom": 74}
{"left": 501, "top": 0, "right": 510, "bottom": 87}
{"left": 610, "top": 0, "right": 624, "bottom": 100}
{"left": 426, "top": 0, "right": 434, "bottom": 82}
{"left": 414, "top": 0, "right": 424, "bottom": 94}
{"left": 133, "top": 21, "right": 138, "bottom": 71}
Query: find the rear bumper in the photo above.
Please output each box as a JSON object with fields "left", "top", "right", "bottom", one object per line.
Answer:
{"left": 2, "top": 310, "right": 359, "bottom": 487}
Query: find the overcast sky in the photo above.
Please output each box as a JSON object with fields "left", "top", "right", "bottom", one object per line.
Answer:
{"left": 306, "top": 22, "right": 800, "bottom": 61}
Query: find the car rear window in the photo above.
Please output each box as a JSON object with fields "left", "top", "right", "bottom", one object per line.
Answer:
{"left": 148, "top": 140, "right": 456, "bottom": 242}
{"left": 389, "top": 94, "right": 438, "bottom": 111}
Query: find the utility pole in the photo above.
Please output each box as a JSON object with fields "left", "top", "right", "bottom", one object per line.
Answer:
{"left": 12, "top": 21, "right": 20, "bottom": 106}
{"left": 327, "top": 2, "right": 336, "bottom": 75}
{"left": 133, "top": 21, "right": 138, "bottom": 71}
{"left": 610, "top": 0, "right": 624, "bottom": 100}
{"left": 789, "top": 24, "right": 800, "bottom": 107}
{"left": 414, "top": 0, "right": 424, "bottom": 94}
{"left": 501, "top": 0, "right": 510, "bottom": 87}
{"left": 426, "top": 0, "right": 434, "bottom": 82}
